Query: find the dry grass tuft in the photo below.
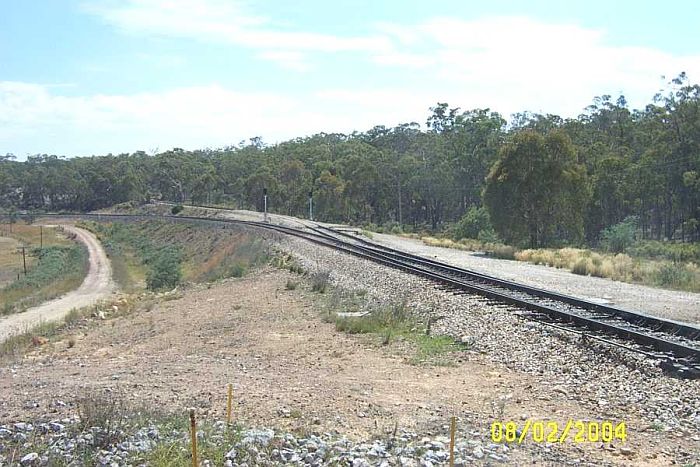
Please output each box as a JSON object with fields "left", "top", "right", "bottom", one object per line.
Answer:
{"left": 422, "top": 234, "right": 699, "bottom": 292}
{"left": 422, "top": 236, "right": 516, "bottom": 259}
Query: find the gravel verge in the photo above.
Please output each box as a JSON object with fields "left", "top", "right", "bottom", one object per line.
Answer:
{"left": 276, "top": 235, "right": 700, "bottom": 465}
{"left": 0, "top": 418, "right": 518, "bottom": 466}
{"left": 368, "top": 234, "right": 700, "bottom": 325}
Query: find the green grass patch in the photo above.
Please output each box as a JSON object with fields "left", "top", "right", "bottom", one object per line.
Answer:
{"left": 85, "top": 221, "right": 183, "bottom": 291}
{"left": 331, "top": 299, "right": 466, "bottom": 366}
{"left": 0, "top": 244, "right": 88, "bottom": 314}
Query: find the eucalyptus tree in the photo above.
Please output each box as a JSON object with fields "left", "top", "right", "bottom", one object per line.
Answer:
{"left": 484, "top": 130, "right": 589, "bottom": 247}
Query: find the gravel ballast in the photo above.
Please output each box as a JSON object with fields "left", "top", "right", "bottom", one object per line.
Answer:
{"left": 275, "top": 234, "right": 700, "bottom": 465}
{"left": 369, "top": 233, "right": 700, "bottom": 325}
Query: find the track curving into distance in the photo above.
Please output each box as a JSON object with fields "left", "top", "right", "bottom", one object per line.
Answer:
{"left": 23, "top": 211, "right": 700, "bottom": 378}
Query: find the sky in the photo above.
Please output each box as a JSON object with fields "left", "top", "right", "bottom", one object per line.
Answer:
{"left": 2, "top": 0, "right": 700, "bottom": 159}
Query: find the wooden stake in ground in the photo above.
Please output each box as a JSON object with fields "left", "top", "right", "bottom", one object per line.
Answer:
{"left": 226, "top": 383, "right": 233, "bottom": 424}
{"left": 21, "top": 246, "right": 27, "bottom": 275}
{"left": 449, "top": 416, "right": 456, "bottom": 467}
{"left": 189, "top": 408, "right": 198, "bottom": 467}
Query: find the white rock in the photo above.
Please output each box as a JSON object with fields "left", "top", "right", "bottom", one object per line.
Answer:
{"left": 20, "top": 453, "right": 39, "bottom": 465}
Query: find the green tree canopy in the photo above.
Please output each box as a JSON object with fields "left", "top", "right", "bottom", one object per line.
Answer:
{"left": 483, "top": 130, "right": 589, "bottom": 247}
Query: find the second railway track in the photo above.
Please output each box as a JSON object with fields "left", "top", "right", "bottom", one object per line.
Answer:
{"left": 26, "top": 211, "right": 700, "bottom": 379}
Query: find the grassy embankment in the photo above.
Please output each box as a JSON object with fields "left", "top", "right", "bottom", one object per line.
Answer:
{"left": 0, "top": 222, "right": 89, "bottom": 314}
{"left": 2, "top": 220, "right": 270, "bottom": 359}
{"left": 419, "top": 236, "right": 700, "bottom": 292}
{"left": 81, "top": 220, "right": 270, "bottom": 292}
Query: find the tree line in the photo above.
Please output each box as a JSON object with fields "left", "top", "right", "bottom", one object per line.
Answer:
{"left": 1, "top": 74, "right": 699, "bottom": 248}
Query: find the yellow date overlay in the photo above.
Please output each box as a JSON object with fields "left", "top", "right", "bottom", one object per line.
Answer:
{"left": 491, "top": 420, "right": 627, "bottom": 444}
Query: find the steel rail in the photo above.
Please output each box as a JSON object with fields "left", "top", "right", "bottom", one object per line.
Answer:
{"left": 20, "top": 211, "right": 700, "bottom": 377}
{"left": 313, "top": 225, "right": 700, "bottom": 341}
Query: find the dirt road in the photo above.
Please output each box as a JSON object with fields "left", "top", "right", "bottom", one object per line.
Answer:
{"left": 0, "top": 226, "right": 114, "bottom": 342}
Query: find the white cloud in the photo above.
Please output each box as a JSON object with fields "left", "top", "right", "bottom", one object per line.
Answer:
{"left": 256, "top": 50, "right": 309, "bottom": 72}
{"left": 5, "top": 7, "right": 700, "bottom": 156}
{"left": 0, "top": 81, "right": 302, "bottom": 155}
{"left": 82, "top": 2, "right": 700, "bottom": 114}
{"left": 371, "top": 16, "right": 700, "bottom": 116}
{"left": 84, "top": 0, "right": 392, "bottom": 70}
{"left": 1, "top": 81, "right": 432, "bottom": 156}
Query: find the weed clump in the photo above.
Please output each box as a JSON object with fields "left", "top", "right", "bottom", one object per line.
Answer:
{"left": 655, "top": 262, "right": 694, "bottom": 288}
{"left": 332, "top": 300, "right": 465, "bottom": 365}
{"left": 572, "top": 258, "right": 590, "bottom": 276}
{"left": 229, "top": 262, "right": 246, "bottom": 278}
{"left": 311, "top": 271, "right": 330, "bottom": 293}
{"left": 272, "top": 253, "right": 305, "bottom": 274}
{"left": 77, "top": 391, "right": 131, "bottom": 448}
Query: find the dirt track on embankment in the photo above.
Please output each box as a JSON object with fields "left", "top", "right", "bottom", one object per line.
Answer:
{"left": 0, "top": 225, "right": 114, "bottom": 342}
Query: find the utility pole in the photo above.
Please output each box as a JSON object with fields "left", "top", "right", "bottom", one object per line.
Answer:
{"left": 308, "top": 190, "right": 313, "bottom": 221}
{"left": 263, "top": 187, "right": 268, "bottom": 223}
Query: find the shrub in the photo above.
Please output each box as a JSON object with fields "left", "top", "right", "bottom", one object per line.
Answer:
{"left": 146, "top": 248, "right": 181, "bottom": 290}
{"left": 628, "top": 240, "right": 700, "bottom": 262}
{"left": 600, "top": 216, "right": 638, "bottom": 253}
{"left": 477, "top": 227, "right": 500, "bottom": 244}
{"left": 285, "top": 279, "right": 298, "bottom": 290}
{"left": 390, "top": 224, "right": 404, "bottom": 235}
{"left": 655, "top": 262, "right": 693, "bottom": 287}
{"left": 487, "top": 244, "right": 517, "bottom": 259}
{"left": 229, "top": 262, "right": 246, "bottom": 278}
{"left": 311, "top": 271, "right": 330, "bottom": 293}
{"left": 453, "top": 206, "right": 492, "bottom": 240}
{"left": 171, "top": 204, "right": 184, "bottom": 215}
{"left": 77, "top": 391, "right": 130, "bottom": 448}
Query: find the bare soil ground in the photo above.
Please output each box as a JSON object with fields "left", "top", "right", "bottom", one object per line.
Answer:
{"left": 0, "top": 226, "right": 115, "bottom": 342}
{"left": 1, "top": 269, "right": 694, "bottom": 465}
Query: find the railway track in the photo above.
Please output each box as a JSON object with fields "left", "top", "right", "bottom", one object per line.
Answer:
{"left": 23, "top": 211, "right": 700, "bottom": 378}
